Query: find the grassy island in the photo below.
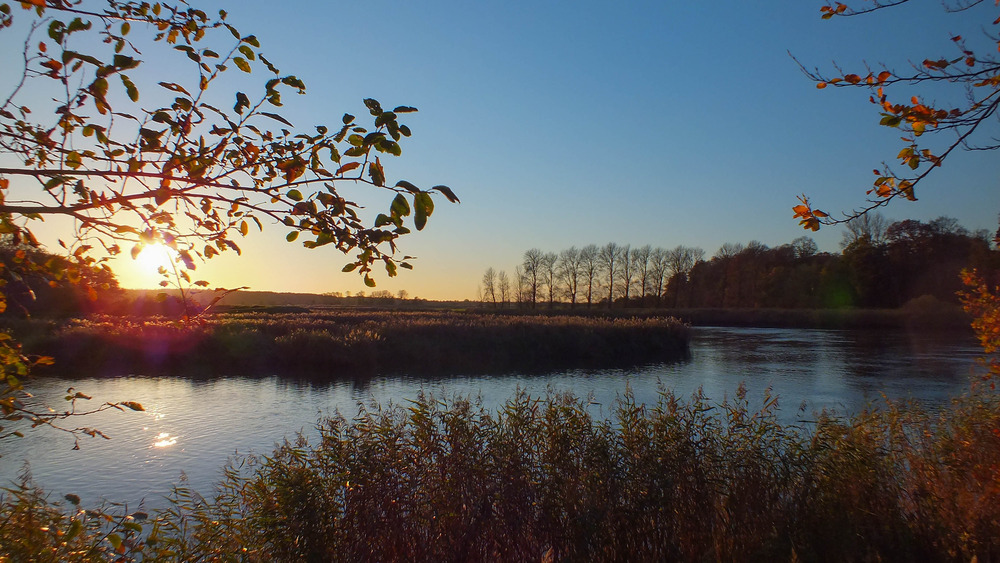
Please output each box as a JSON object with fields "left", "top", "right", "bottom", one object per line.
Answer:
{"left": 10, "top": 311, "right": 692, "bottom": 378}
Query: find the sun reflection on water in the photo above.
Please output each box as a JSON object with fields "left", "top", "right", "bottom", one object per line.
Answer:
{"left": 152, "top": 432, "right": 177, "bottom": 448}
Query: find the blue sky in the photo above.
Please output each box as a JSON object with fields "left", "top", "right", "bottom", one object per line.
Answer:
{"left": 10, "top": 1, "right": 1000, "bottom": 299}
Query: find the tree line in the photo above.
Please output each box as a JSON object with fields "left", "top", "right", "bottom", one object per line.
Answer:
{"left": 481, "top": 215, "right": 1000, "bottom": 310}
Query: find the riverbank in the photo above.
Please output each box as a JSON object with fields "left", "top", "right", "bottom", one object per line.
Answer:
{"left": 8, "top": 311, "right": 691, "bottom": 377}
{"left": 475, "top": 300, "right": 972, "bottom": 331}
{"left": 4, "top": 387, "right": 998, "bottom": 561}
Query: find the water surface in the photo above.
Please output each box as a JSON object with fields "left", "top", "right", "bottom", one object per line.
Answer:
{"left": 0, "top": 326, "right": 983, "bottom": 509}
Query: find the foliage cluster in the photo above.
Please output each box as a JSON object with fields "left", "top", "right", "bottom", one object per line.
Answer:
{"left": 484, "top": 216, "right": 997, "bottom": 311}
{"left": 793, "top": 1, "right": 1000, "bottom": 230}
{"left": 0, "top": 0, "right": 456, "bottom": 448}
{"left": 8, "top": 311, "right": 691, "bottom": 377}
{"left": 3, "top": 387, "right": 1000, "bottom": 562}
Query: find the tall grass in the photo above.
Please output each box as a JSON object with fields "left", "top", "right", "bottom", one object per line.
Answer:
{"left": 13, "top": 311, "right": 691, "bottom": 377}
{"left": 4, "top": 386, "right": 998, "bottom": 562}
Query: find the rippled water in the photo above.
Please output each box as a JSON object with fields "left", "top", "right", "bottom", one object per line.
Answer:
{"left": 0, "top": 326, "right": 984, "bottom": 509}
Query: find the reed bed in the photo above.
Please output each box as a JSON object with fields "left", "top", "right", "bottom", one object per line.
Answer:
{"left": 15, "top": 311, "right": 691, "bottom": 377}
{"left": 3, "top": 386, "right": 999, "bottom": 562}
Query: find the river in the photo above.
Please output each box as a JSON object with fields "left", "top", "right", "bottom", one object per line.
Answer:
{"left": 0, "top": 326, "right": 985, "bottom": 510}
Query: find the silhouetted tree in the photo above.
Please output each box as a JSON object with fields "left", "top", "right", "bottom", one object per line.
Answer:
{"left": 841, "top": 213, "right": 890, "bottom": 249}
{"left": 599, "top": 243, "right": 623, "bottom": 308}
{"left": 580, "top": 244, "right": 600, "bottom": 308}
{"left": 649, "top": 247, "right": 669, "bottom": 304}
{"left": 633, "top": 245, "right": 652, "bottom": 304}
{"left": 482, "top": 267, "right": 498, "bottom": 307}
{"left": 791, "top": 236, "right": 819, "bottom": 259}
{"left": 618, "top": 245, "right": 635, "bottom": 304}
{"left": 522, "top": 249, "right": 544, "bottom": 308}
{"left": 498, "top": 270, "right": 510, "bottom": 308}
{"left": 542, "top": 252, "right": 558, "bottom": 308}
{"left": 557, "top": 247, "right": 581, "bottom": 308}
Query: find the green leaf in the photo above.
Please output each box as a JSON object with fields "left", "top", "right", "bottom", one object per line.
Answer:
{"left": 342, "top": 263, "right": 358, "bottom": 272}
{"left": 286, "top": 231, "right": 299, "bottom": 242}
{"left": 395, "top": 180, "right": 420, "bottom": 194}
{"left": 286, "top": 189, "right": 303, "bottom": 201}
{"left": 66, "top": 520, "right": 83, "bottom": 541}
{"left": 364, "top": 98, "right": 383, "bottom": 116}
{"left": 393, "top": 105, "right": 418, "bottom": 113}
{"left": 233, "top": 57, "right": 251, "bottom": 73}
{"left": 113, "top": 54, "right": 139, "bottom": 70}
{"left": 375, "top": 111, "right": 397, "bottom": 127}
{"left": 391, "top": 193, "right": 410, "bottom": 217}
{"left": 238, "top": 45, "right": 255, "bottom": 61}
{"left": 120, "top": 75, "right": 139, "bottom": 102}
{"left": 234, "top": 91, "right": 250, "bottom": 113}
{"left": 260, "top": 112, "right": 293, "bottom": 127}
{"left": 879, "top": 115, "right": 902, "bottom": 127}
{"left": 432, "top": 185, "right": 460, "bottom": 203}
{"left": 414, "top": 203, "right": 427, "bottom": 231}
{"left": 158, "top": 82, "right": 191, "bottom": 95}
{"left": 364, "top": 275, "right": 376, "bottom": 288}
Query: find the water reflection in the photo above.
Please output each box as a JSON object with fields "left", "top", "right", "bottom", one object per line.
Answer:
{"left": 0, "top": 326, "right": 983, "bottom": 509}
{"left": 152, "top": 433, "right": 177, "bottom": 448}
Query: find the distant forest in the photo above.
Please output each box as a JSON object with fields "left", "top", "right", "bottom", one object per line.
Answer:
{"left": 482, "top": 215, "right": 1000, "bottom": 310}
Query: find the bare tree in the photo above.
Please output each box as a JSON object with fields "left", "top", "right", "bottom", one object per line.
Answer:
{"left": 598, "top": 242, "right": 623, "bottom": 308}
{"left": 482, "top": 267, "right": 498, "bottom": 307}
{"left": 633, "top": 245, "right": 652, "bottom": 302}
{"left": 840, "top": 212, "right": 889, "bottom": 249}
{"left": 714, "top": 242, "right": 745, "bottom": 260}
{"left": 743, "top": 240, "right": 769, "bottom": 256}
{"left": 522, "top": 248, "right": 544, "bottom": 308}
{"left": 791, "top": 236, "right": 819, "bottom": 259}
{"left": 514, "top": 265, "right": 528, "bottom": 308}
{"left": 580, "top": 244, "right": 600, "bottom": 308}
{"left": 497, "top": 270, "right": 510, "bottom": 308}
{"left": 542, "top": 252, "right": 559, "bottom": 308}
{"left": 557, "top": 247, "right": 582, "bottom": 307}
{"left": 617, "top": 244, "right": 636, "bottom": 304}
{"left": 649, "top": 247, "right": 669, "bottom": 303}
{"left": 665, "top": 246, "right": 705, "bottom": 307}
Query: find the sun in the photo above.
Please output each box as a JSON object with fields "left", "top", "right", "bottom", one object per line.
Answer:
{"left": 135, "top": 243, "right": 176, "bottom": 275}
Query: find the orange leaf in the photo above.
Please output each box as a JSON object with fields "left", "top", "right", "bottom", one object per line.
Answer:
{"left": 845, "top": 74, "right": 861, "bottom": 84}
{"left": 877, "top": 71, "right": 891, "bottom": 83}
{"left": 816, "top": 82, "right": 827, "bottom": 89}
{"left": 336, "top": 162, "right": 360, "bottom": 175}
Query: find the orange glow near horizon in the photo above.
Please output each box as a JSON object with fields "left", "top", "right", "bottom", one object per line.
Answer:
{"left": 116, "top": 243, "right": 177, "bottom": 289}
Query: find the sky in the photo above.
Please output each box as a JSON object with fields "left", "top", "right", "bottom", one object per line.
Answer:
{"left": 6, "top": 0, "right": 1000, "bottom": 300}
